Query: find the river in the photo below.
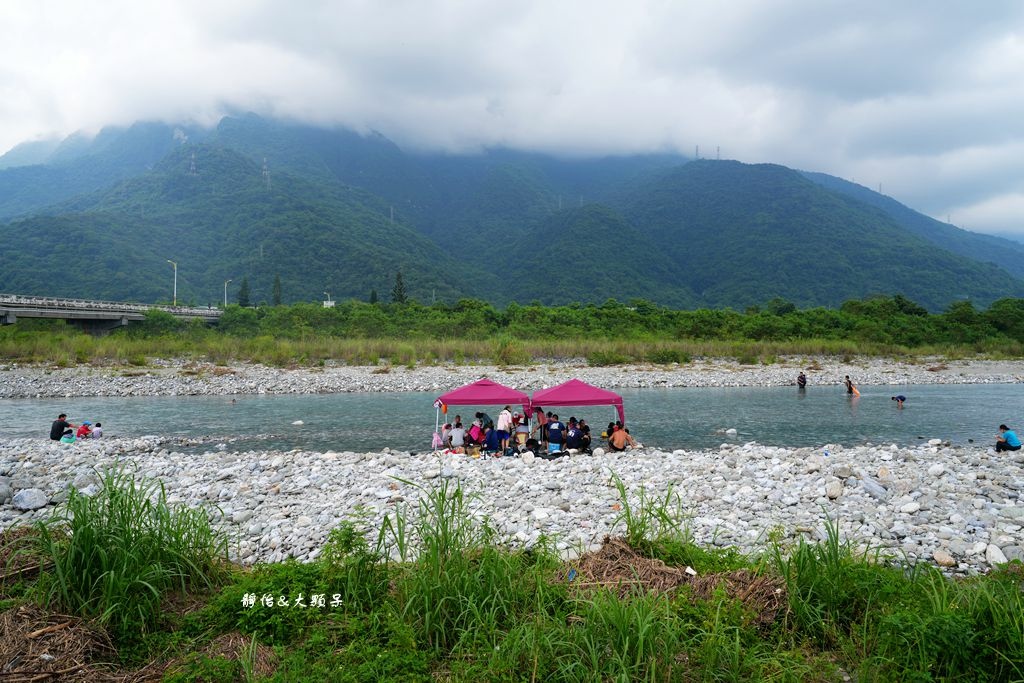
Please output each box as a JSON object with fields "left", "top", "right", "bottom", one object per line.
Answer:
{"left": 3, "top": 383, "right": 1022, "bottom": 453}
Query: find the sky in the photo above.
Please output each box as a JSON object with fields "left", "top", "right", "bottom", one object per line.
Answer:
{"left": 2, "top": 0, "right": 1023, "bottom": 234}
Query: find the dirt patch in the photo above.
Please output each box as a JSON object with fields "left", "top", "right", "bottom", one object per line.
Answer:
{"left": 566, "top": 537, "right": 789, "bottom": 629}
{"left": 0, "top": 526, "right": 47, "bottom": 586}
{"left": 0, "top": 604, "right": 122, "bottom": 682}
{"left": 688, "top": 569, "right": 789, "bottom": 629}
{"left": 569, "top": 536, "right": 692, "bottom": 596}
{"left": 157, "top": 631, "right": 277, "bottom": 680}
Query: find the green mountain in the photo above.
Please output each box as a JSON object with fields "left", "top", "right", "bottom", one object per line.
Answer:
{"left": 801, "top": 171, "right": 1024, "bottom": 280}
{"left": 518, "top": 205, "right": 697, "bottom": 307}
{"left": 0, "top": 122, "right": 208, "bottom": 220}
{"left": 2, "top": 115, "right": 1023, "bottom": 310}
{"left": 619, "top": 161, "right": 1024, "bottom": 310}
{"left": 0, "top": 145, "right": 485, "bottom": 304}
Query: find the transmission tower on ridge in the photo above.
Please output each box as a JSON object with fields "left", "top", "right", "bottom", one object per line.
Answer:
{"left": 188, "top": 151, "right": 197, "bottom": 176}
{"left": 262, "top": 157, "right": 271, "bottom": 190}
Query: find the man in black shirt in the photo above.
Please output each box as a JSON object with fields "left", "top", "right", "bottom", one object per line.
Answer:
{"left": 49, "top": 413, "right": 72, "bottom": 440}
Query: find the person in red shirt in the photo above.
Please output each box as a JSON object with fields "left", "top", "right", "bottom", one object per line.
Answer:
{"left": 76, "top": 421, "right": 93, "bottom": 439}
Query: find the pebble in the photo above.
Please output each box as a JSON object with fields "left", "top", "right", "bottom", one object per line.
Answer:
{"left": 0, "top": 435, "right": 1019, "bottom": 574}
{"left": 3, "top": 357, "right": 1024, "bottom": 400}
{"left": 2, "top": 357, "right": 1023, "bottom": 574}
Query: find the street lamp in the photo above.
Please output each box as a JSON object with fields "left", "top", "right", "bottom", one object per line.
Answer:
{"left": 223, "top": 279, "right": 232, "bottom": 307}
{"left": 166, "top": 260, "right": 177, "bottom": 306}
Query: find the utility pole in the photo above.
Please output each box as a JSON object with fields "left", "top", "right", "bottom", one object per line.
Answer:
{"left": 167, "top": 260, "right": 177, "bottom": 306}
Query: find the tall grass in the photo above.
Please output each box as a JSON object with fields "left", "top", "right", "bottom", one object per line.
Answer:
{"left": 33, "top": 466, "right": 228, "bottom": 641}
{"left": 4, "top": 321, "right": 1019, "bottom": 366}
{"left": 773, "top": 519, "right": 1024, "bottom": 681}
{"left": 389, "top": 480, "right": 558, "bottom": 653}
{"left": 15, "top": 475, "right": 1021, "bottom": 680}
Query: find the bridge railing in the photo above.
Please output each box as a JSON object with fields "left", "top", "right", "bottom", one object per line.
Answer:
{"left": 0, "top": 293, "right": 221, "bottom": 317}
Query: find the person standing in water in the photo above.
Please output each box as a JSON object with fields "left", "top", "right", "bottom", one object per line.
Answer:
{"left": 844, "top": 375, "right": 855, "bottom": 394}
{"left": 797, "top": 372, "right": 807, "bottom": 389}
{"left": 891, "top": 395, "right": 906, "bottom": 409}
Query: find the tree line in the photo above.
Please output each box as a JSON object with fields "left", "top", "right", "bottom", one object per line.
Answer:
{"left": 128, "top": 294, "right": 1024, "bottom": 349}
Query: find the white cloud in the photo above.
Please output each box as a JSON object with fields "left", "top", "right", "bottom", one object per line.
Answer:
{"left": 1, "top": 1, "right": 1023, "bottom": 233}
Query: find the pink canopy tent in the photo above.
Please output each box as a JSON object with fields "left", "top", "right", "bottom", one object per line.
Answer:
{"left": 530, "top": 378, "right": 626, "bottom": 424}
{"left": 433, "top": 378, "right": 531, "bottom": 447}
{"left": 436, "top": 378, "right": 530, "bottom": 408}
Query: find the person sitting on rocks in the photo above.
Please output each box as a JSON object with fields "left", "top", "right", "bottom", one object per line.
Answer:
{"left": 76, "top": 421, "right": 93, "bottom": 439}
{"left": 448, "top": 422, "right": 467, "bottom": 453}
{"left": 608, "top": 424, "right": 637, "bottom": 452}
{"left": 49, "top": 413, "right": 73, "bottom": 441}
{"left": 482, "top": 425, "right": 500, "bottom": 455}
{"left": 467, "top": 419, "right": 485, "bottom": 446}
{"left": 514, "top": 419, "right": 530, "bottom": 448}
{"left": 995, "top": 424, "right": 1021, "bottom": 452}
{"left": 565, "top": 418, "right": 583, "bottom": 450}
{"left": 91, "top": 422, "right": 103, "bottom": 438}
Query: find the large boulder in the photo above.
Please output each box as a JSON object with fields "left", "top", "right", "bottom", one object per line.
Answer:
{"left": 12, "top": 488, "right": 48, "bottom": 511}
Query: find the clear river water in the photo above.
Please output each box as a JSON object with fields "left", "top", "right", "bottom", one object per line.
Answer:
{"left": 3, "top": 384, "right": 1022, "bottom": 453}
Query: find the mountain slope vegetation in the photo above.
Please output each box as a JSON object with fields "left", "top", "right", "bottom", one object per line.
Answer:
{"left": 1, "top": 115, "right": 1022, "bottom": 310}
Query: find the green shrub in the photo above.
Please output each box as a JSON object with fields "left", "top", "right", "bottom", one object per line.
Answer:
{"left": 491, "top": 336, "right": 531, "bottom": 365}
{"left": 587, "top": 350, "right": 630, "bottom": 366}
{"left": 33, "top": 467, "right": 228, "bottom": 642}
{"left": 645, "top": 346, "right": 691, "bottom": 364}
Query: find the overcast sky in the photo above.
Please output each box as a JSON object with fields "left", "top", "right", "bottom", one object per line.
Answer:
{"left": 2, "top": 1, "right": 1023, "bottom": 234}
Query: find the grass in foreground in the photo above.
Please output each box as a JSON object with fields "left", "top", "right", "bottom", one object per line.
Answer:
{"left": 0, "top": 473, "right": 1021, "bottom": 681}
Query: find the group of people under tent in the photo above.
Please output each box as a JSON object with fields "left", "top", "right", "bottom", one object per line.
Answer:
{"left": 440, "top": 405, "right": 637, "bottom": 457}
{"left": 48, "top": 413, "right": 103, "bottom": 443}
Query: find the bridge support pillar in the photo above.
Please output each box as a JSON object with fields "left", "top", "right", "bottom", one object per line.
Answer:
{"left": 68, "top": 316, "right": 130, "bottom": 336}
{"left": 0, "top": 310, "right": 15, "bottom": 325}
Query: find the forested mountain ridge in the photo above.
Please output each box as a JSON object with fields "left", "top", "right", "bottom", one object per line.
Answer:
{"left": 617, "top": 161, "right": 1024, "bottom": 309}
{"left": 801, "top": 171, "right": 1024, "bottom": 280}
{"left": 1, "top": 115, "right": 1022, "bottom": 310}
{"left": 0, "top": 122, "right": 208, "bottom": 220}
{"left": 0, "top": 145, "right": 483, "bottom": 304}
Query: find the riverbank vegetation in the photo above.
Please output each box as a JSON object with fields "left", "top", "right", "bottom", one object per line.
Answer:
{"left": 3, "top": 294, "right": 1024, "bottom": 366}
{"left": 1, "top": 471, "right": 1021, "bottom": 681}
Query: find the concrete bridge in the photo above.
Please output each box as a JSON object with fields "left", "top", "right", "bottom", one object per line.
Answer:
{"left": 0, "top": 294, "right": 222, "bottom": 333}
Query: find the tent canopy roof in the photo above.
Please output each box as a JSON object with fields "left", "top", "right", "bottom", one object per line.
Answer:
{"left": 531, "top": 378, "right": 625, "bottom": 423}
{"left": 436, "top": 378, "right": 529, "bottom": 406}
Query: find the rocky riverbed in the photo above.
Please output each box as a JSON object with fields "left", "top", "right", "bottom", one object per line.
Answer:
{"left": 2, "top": 356, "right": 1024, "bottom": 399}
{"left": 2, "top": 436, "right": 1022, "bottom": 574}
